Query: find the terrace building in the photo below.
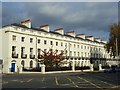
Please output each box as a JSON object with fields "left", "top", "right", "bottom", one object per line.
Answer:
{"left": 0, "top": 19, "right": 118, "bottom": 73}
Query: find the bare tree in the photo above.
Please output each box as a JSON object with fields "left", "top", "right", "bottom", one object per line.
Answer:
{"left": 106, "top": 23, "right": 120, "bottom": 57}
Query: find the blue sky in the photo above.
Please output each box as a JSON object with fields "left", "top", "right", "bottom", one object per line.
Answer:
{"left": 2, "top": 1, "right": 118, "bottom": 41}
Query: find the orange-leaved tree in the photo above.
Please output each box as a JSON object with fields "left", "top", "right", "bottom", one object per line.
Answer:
{"left": 37, "top": 47, "right": 67, "bottom": 68}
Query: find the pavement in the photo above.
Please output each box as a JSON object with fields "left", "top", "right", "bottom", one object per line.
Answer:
{"left": 1, "top": 71, "right": 120, "bottom": 90}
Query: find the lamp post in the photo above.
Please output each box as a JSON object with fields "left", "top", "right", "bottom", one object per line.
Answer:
{"left": 116, "top": 38, "right": 119, "bottom": 67}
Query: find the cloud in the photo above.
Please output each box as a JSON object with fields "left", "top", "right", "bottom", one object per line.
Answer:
{"left": 2, "top": 0, "right": 120, "bottom": 2}
{"left": 2, "top": 2, "right": 118, "bottom": 41}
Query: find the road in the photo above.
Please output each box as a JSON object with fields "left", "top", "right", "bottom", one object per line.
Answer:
{"left": 2, "top": 71, "right": 120, "bottom": 90}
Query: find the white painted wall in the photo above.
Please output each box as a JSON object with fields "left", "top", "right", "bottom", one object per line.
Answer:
{"left": 0, "top": 29, "right": 2, "bottom": 59}
{"left": 1, "top": 25, "right": 118, "bottom": 73}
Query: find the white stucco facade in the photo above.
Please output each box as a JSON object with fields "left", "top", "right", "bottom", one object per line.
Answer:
{"left": 0, "top": 20, "right": 119, "bottom": 73}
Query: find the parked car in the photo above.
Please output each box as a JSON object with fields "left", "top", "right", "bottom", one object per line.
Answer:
{"left": 104, "top": 68, "right": 115, "bottom": 73}
{"left": 115, "top": 67, "right": 120, "bottom": 72}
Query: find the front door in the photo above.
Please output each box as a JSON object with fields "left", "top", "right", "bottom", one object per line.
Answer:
{"left": 11, "top": 63, "right": 15, "bottom": 72}
{"left": 37, "top": 63, "right": 40, "bottom": 68}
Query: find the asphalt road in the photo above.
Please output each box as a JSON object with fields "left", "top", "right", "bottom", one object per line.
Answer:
{"left": 2, "top": 71, "right": 120, "bottom": 90}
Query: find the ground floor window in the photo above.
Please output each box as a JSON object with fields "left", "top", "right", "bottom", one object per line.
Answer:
{"left": 30, "top": 60, "right": 33, "bottom": 68}
{"left": 21, "top": 60, "right": 25, "bottom": 68}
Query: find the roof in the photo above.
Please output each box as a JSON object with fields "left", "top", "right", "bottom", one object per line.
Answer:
{"left": 40, "top": 24, "right": 49, "bottom": 28}
{"left": 66, "top": 31, "right": 75, "bottom": 33}
{"left": 2, "top": 23, "right": 105, "bottom": 45}
{"left": 76, "top": 34, "right": 85, "bottom": 36}
{"left": 55, "top": 28, "right": 64, "bottom": 31}
{"left": 21, "top": 19, "right": 31, "bottom": 23}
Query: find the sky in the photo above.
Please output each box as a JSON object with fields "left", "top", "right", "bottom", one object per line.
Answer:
{"left": 1, "top": 1, "right": 119, "bottom": 41}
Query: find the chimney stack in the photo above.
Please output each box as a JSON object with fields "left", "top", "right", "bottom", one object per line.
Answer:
{"left": 76, "top": 34, "right": 86, "bottom": 39}
{"left": 21, "top": 19, "right": 31, "bottom": 28}
{"left": 66, "top": 31, "right": 76, "bottom": 37}
{"left": 101, "top": 40, "right": 107, "bottom": 44}
{"left": 86, "top": 36, "right": 94, "bottom": 41}
{"left": 54, "top": 28, "right": 64, "bottom": 35}
{"left": 94, "top": 38, "right": 101, "bottom": 42}
{"left": 40, "top": 24, "right": 49, "bottom": 32}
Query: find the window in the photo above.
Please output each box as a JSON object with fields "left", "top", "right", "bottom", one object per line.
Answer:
{"left": 12, "top": 46, "right": 16, "bottom": 52}
{"left": 77, "top": 45, "right": 79, "bottom": 48}
{"left": 61, "top": 42, "right": 63, "bottom": 46}
{"left": 65, "top": 43, "right": 67, "bottom": 47}
{"left": 50, "top": 41, "right": 53, "bottom": 45}
{"left": 78, "top": 52, "right": 80, "bottom": 57}
{"left": 38, "top": 39, "right": 40, "bottom": 44}
{"left": 21, "top": 47, "right": 25, "bottom": 54}
{"left": 21, "top": 60, "right": 25, "bottom": 68}
{"left": 74, "top": 44, "right": 76, "bottom": 48}
{"left": 88, "top": 46, "right": 89, "bottom": 49}
{"left": 30, "top": 38, "right": 33, "bottom": 43}
{"left": 30, "top": 48, "right": 33, "bottom": 54}
{"left": 30, "top": 60, "right": 33, "bottom": 68}
{"left": 56, "top": 42, "right": 58, "bottom": 46}
{"left": 38, "top": 49, "right": 40, "bottom": 53}
{"left": 84, "top": 46, "right": 86, "bottom": 49}
{"left": 74, "top": 52, "right": 76, "bottom": 56}
{"left": 85, "top": 52, "right": 86, "bottom": 57}
{"left": 65, "top": 50, "right": 67, "bottom": 55}
{"left": 70, "top": 51, "right": 72, "bottom": 56}
{"left": 21, "top": 37, "right": 25, "bottom": 42}
{"left": 81, "top": 45, "right": 83, "bottom": 49}
{"left": 44, "top": 40, "right": 47, "bottom": 44}
{"left": 12, "top": 35, "right": 16, "bottom": 41}
{"left": 44, "top": 49, "right": 47, "bottom": 53}
{"left": 81, "top": 52, "right": 83, "bottom": 57}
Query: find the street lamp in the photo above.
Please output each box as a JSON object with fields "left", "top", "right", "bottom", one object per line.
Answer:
{"left": 116, "top": 38, "right": 119, "bottom": 67}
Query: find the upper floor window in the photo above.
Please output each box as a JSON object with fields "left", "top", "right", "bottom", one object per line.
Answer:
{"left": 56, "top": 42, "right": 58, "bottom": 46}
{"left": 50, "top": 41, "right": 53, "bottom": 45}
{"left": 88, "top": 46, "right": 89, "bottom": 49}
{"left": 65, "top": 43, "right": 67, "bottom": 47}
{"left": 44, "top": 40, "right": 47, "bottom": 44}
{"left": 12, "top": 46, "right": 16, "bottom": 52}
{"left": 61, "top": 42, "right": 63, "bottom": 46}
{"left": 74, "top": 51, "right": 76, "bottom": 56}
{"left": 21, "top": 47, "right": 25, "bottom": 54}
{"left": 38, "top": 48, "right": 41, "bottom": 54}
{"left": 78, "top": 52, "right": 80, "bottom": 57}
{"left": 21, "top": 37, "right": 25, "bottom": 42}
{"left": 74, "top": 44, "right": 76, "bottom": 48}
{"left": 81, "top": 45, "right": 83, "bottom": 49}
{"left": 30, "top": 38, "right": 33, "bottom": 43}
{"left": 12, "top": 35, "right": 16, "bottom": 41}
{"left": 30, "top": 48, "right": 33, "bottom": 54}
{"left": 38, "top": 39, "right": 40, "bottom": 44}
{"left": 70, "top": 51, "right": 72, "bottom": 56}
{"left": 77, "top": 45, "right": 79, "bottom": 48}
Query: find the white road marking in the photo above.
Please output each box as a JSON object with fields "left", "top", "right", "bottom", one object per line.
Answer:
{"left": 78, "top": 76, "right": 102, "bottom": 89}
{"left": 27, "top": 79, "right": 33, "bottom": 82}
{"left": 20, "top": 81, "right": 24, "bottom": 83}
{"left": 42, "top": 77, "right": 45, "bottom": 82}
{"left": 3, "top": 81, "right": 8, "bottom": 84}
{"left": 55, "top": 77, "right": 59, "bottom": 85}
{"left": 11, "top": 80, "right": 18, "bottom": 82}
{"left": 67, "top": 77, "right": 79, "bottom": 88}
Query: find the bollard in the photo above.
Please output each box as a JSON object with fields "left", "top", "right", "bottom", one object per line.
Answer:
{"left": 41, "top": 64, "right": 45, "bottom": 74}
{"left": 72, "top": 60, "right": 75, "bottom": 71}
{"left": 90, "top": 64, "right": 93, "bottom": 71}
{"left": 99, "top": 64, "right": 102, "bottom": 71}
